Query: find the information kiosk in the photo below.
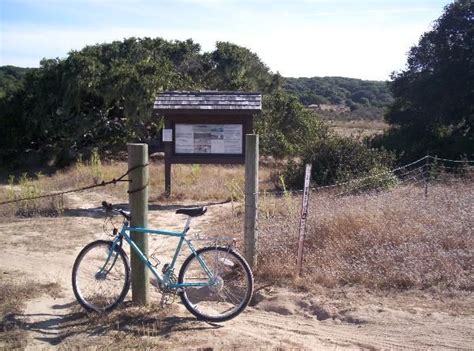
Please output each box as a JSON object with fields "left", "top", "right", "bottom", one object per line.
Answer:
{"left": 154, "top": 91, "right": 262, "bottom": 195}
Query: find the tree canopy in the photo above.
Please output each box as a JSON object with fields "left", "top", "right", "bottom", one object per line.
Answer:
{"left": 0, "top": 37, "right": 395, "bottom": 187}
{"left": 375, "top": 0, "right": 473, "bottom": 161}
{"left": 0, "top": 66, "right": 33, "bottom": 98}
{"left": 0, "top": 38, "right": 286, "bottom": 166}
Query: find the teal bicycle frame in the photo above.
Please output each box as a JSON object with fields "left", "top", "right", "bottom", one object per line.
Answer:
{"left": 107, "top": 217, "right": 215, "bottom": 290}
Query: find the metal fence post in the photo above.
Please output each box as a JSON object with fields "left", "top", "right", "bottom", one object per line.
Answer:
{"left": 424, "top": 155, "right": 430, "bottom": 198}
{"left": 296, "top": 163, "right": 312, "bottom": 276}
{"left": 244, "top": 134, "right": 258, "bottom": 268}
{"left": 128, "top": 143, "right": 150, "bottom": 305}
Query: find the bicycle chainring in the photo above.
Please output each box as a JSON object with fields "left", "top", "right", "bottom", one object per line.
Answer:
{"left": 159, "top": 272, "right": 178, "bottom": 307}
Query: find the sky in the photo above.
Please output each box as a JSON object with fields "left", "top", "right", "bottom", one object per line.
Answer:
{"left": 0, "top": 0, "right": 449, "bottom": 80}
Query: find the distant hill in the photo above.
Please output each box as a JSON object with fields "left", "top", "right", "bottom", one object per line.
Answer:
{"left": 1, "top": 65, "right": 392, "bottom": 109}
{"left": 0, "top": 64, "right": 392, "bottom": 122}
{"left": 284, "top": 76, "right": 393, "bottom": 114}
{"left": 0, "top": 65, "right": 34, "bottom": 98}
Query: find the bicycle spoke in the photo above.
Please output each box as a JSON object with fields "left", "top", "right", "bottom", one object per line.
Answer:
{"left": 72, "top": 241, "right": 130, "bottom": 312}
{"left": 179, "top": 247, "right": 253, "bottom": 322}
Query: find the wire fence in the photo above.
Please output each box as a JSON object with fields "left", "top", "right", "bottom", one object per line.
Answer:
{"left": 255, "top": 155, "right": 473, "bottom": 198}
{"left": 0, "top": 154, "right": 472, "bottom": 287}
{"left": 0, "top": 163, "right": 149, "bottom": 206}
{"left": 0, "top": 155, "right": 471, "bottom": 211}
{"left": 254, "top": 155, "right": 473, "bottom": 276}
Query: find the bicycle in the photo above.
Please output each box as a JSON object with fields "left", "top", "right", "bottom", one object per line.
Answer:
{"left": 71, "top": 201, "right": 254, "bottom": 322}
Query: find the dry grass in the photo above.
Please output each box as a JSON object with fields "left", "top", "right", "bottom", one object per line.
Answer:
{"left": 1, "top": 158, "right": 471, "bottom": 295}
{"left": 0, "top": 159, "right": 277, "bottom": 218}
{"left": 0, "top": 271, "right": 63, "bottom": 349}
{"left": 55, "top": 303, "right": 173, "bottom": 349}
{"left": 254, "top": 181, "right": 473, "bottom": 292}
{"left": 56, "top": 301, "right": 227, "bottom": 349}
{"left": 214, "top": 179, "right": 473, "bottom": 293}
{"left": 328, "top": 119, "right": 388, "bottom": 139}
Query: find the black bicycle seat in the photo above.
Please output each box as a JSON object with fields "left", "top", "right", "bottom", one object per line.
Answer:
{"left": 175, "top": 206, "right": 207, "bottom": 217}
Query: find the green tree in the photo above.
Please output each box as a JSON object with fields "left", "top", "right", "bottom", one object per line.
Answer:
{"left": 375, "top": 0, "right": 473, "bottom": 162}
{"left": 0, "top": 38, "right": 206, "bottom": 166}
{"left": 255, "top": 93, "right": 329, "bottom": 158}
{"left": 284, "top": 76, "right": 392, "bottom": 111}
{"left": 0, "top": 39, "right": 289, "bottom": 167}
{"left": 0, "top": 66, "right": 33, "bottom": 98}
{"left": 205, "top": 42, "right": 281, "bottom": 93}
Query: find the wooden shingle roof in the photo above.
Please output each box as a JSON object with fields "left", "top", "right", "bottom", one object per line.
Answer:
{"left": 154, "top": 91, "right": 262, "bottom": 112}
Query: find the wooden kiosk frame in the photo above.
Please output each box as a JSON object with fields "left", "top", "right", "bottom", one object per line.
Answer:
{"left": 153, "top": 91, "right": 262, "bottom": 195}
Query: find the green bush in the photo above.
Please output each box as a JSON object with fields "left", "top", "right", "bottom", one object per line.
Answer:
{"left": 284, "top": 135, "right": 395, "bottom": 189}
{"left": 256, "top": 92, "right": 330, "bottom": 158}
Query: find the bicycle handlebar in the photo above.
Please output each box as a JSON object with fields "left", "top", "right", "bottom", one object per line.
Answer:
{"left": 102, "top": 201, "right": 113, "bottom": 211}
{"left": 102, "top": 201, "right": 131, "bottom": 221}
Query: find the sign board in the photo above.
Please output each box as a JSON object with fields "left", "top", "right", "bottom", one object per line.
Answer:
{"left": 154, "top": 91, "right": 261, "bottom": 196}
{"left": 162, "top": 129, "right": 173, "bottom": 142}
{"left": 175, "top": 124, "right": 242, "bottom": 155}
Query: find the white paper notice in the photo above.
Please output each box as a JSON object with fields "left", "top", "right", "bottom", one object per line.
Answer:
{"left": 162, "top": 129, "right": 173, "bottom": 142}
{"left": 175, "top": 124, "right": 242, "bottom": 154}
{"left": 211, "top": 139, "right": 225, "bottom": 153}
{"left": 175, "top": 124, "right": 194, "bottom": 153}
{"left": 223, "top": 125, "right": 242, "bottom": 154}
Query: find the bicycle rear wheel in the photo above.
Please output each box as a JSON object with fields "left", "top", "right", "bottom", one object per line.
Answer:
{"left": 178, "top": 246, "right": 253, "bottom": 322}
{"left": 72, "top": 240, "right": 130, "bottom": 312}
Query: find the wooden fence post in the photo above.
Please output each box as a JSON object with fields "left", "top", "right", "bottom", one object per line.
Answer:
{"left": 296, "top": 163, "right": 312, "bottom": 276}
{"left": 164, "top": 159, "right": 171, "bottom": 197}
{"left": 128, "top": 143, "right": 150, "bottom": 305}
{"left": 244, "top": 134, "right": 258, "bottom": 268}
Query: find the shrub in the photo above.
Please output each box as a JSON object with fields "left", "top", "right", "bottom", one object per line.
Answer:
{"left": 4, "top": 173, "right": 64, "bottom": 217}
{"left": 256, "top": 93, "right": 330, "bottom": 158}
{"left": 284, "top": 135, "right": 395, "bottom": 188}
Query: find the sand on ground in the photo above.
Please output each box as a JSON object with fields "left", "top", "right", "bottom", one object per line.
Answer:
{"left": 0, "top": 191, "right": 472, "bottom": 350}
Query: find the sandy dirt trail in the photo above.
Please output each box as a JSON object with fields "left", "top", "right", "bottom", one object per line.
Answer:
{"left": 0, "top": 191, "right": 473, "bottom": 350}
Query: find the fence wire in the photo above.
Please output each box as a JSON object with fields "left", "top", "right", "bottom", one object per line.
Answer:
{"left": 256, "top": 155, "right": 473, "bottom": 198}
{"left": 0, "top": 163, "right": 148, "bottom": 206}
{"left": 255, "top": 155, "right": 473, "bottom": 280}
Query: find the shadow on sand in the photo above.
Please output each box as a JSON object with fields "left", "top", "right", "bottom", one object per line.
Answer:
{"left": 14, "top": 300, "right": 223, "bottom": 346}
{"left": 62, "top": 200, "right": 230, "bottom": 219}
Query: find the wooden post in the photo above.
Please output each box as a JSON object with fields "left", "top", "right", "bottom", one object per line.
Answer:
{"left": 165, "top": 159, "right": 171, "bottom": 197}
{"left": 163, "top": 119, "right": 173, "bottom": 198}
{"left": 296, "top": 164, "right": 312, "bottom": 276}
{"left": 244, "top": 134, "right": 258, "bottom": 268}
{"left": 128, "top": 143, "right": 150, "bottom": 305}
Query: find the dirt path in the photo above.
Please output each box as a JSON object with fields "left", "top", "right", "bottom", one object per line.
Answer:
{"left": 0, "top": 192, "right": 473, "bottom": 350}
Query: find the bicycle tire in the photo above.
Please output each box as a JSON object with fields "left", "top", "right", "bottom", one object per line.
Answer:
{"left": 72, "top": 240, "right": 130, "bottom": 312}
{"left": 178, "top": 246, "right": 254, "bottom": 322}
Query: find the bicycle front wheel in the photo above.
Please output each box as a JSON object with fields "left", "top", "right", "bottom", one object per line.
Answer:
{"left": 178, "top": 246, "right": 254, "bottom": 322}
{"left": 72, "top": 240, "right": 130, "bottom": 312}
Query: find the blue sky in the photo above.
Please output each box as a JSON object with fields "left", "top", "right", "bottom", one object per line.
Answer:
{"left": 0, "top": 0, "right": 449, "bottom": 80}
